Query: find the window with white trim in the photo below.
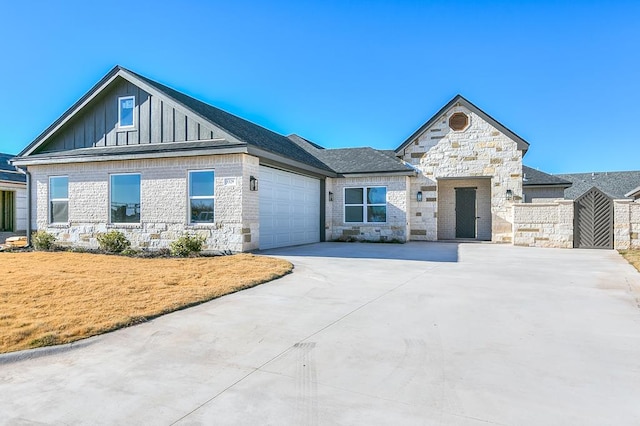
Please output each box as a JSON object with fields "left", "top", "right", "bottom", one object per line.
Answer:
{"left": 344, "top": 186, "right": 387, "bottom": 223}
{"left": 118, "top": 96, "right": 135, "bottom": 128}
{"left": 189, "top": 170, "right": 215, "bottom": 223}
{"left": 110, "top": 174, "right": 140, "bottom": 223}
{"left": 49, "top": 176, "right": 69, "bottom": 223}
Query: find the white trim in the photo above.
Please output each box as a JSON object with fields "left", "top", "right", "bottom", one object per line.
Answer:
{"left": 48, "top": 175, "right": 69, "bottom": 224}
{"left": 12, "top": 145, "right": 248, "bottom": 166}
{"left": 109, "top": 173, "right": 141, "bottom": 224}
{"left": 187, "top": 169, "right": 215, "bottom": 224}
{"left": 343, "top": 186, "right": 387, "bottom": 224}
{"left": 624, "top": 185, "right": 640, "bottom": 198}
{"left": 117, "top": 95, "right": 135, "bottom": 129}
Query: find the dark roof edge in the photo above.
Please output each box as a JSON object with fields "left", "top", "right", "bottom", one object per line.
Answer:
{"left": 395, "top": 94, "right": 530, "bottom": 154}
{"left": 523, "top": 182, "right": 572, "bottom": 188}
{"left": 337, "top": 170, "right": 416, "bottom": 177}
{"left": 18, "top": 65, "right": 125, "bottom": 157}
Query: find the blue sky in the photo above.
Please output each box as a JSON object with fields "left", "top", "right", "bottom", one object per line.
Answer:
{"left": 0, "top": 0, "right": 637, "bottom": 173}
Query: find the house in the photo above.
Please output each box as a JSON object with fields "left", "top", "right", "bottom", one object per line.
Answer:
{"left": 13, "top": 66, "right": 542, "bottom": 252}
{"left": 521, "top": 166, "right": 572, "bottom": 202}
{"left": 0, "top": 153, "right": 27, "bottom": 242}
{"left": 626, "top": 186, "right": 640, "bottom": 201}
{"left": 555, "top": 171, "right": 640, "bottom": 200}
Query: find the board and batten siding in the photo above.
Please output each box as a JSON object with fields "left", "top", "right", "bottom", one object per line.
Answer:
{"left": 38, "top": 77, "right": 220, "bottom": 153}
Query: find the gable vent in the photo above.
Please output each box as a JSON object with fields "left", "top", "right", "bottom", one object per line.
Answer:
{"left": 449, "top": 112, "right": 469, "bottom": 131}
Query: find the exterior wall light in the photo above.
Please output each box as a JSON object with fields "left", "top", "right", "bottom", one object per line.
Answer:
{"left": 250, "top": 176, "right": 258, "bottom": 191}
{"left": 417, "top": 191, "right": 423, "bottom": 202}
{"left": 506, "top": 189, "right": 513, "bottom": 200}
{"left": 328, "top": 191, "right": 334, "bottom": 201}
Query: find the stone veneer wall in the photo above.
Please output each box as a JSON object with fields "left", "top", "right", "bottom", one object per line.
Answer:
{"left": 326, "top": 175, "right": 409, "bottom": 242}
{"left": 29, "top": 153, "right": 259, "bottom": 252}
{"left": 513, "top": 200, "right": 574, "bottom": 248}
{"left": 614, "top": 200, "right": 640, "bottom": 250}
{"left": 401, "top": 104, "right": 523, "bottom": 242}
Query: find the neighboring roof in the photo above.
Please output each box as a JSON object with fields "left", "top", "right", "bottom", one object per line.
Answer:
{"left": 396, "top": 94, "right": 530, "bottom": 154}
{"left": 0, "top": 153, "right": 26, "bottom": 183}
{"left": 556, "top": 171, "right": 640, "bottom": 199}
{"left": 17, "top": 66, "right": 333, "bottom": 175}
{"left": 625, "top": 186, "right": 640, "bottom": 198}
{"left": 522, "top": 166, "right": 572, "bottom": 187}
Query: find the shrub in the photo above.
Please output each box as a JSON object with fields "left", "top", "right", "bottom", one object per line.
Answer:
{"left": 32, "top": 231, "right": 57, "bottom": 251}
{"left": 97, "top": 230, "right": 131, "bottom": 254}
{"left": 169, "top": 234, "right": 206, "bottom": 257}
{"left": 120, "top": 248, "right": 140, "bottom": 257}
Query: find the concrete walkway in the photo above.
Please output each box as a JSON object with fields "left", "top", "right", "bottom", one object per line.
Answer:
{"left": 1, "top": 242, "right": 640, "bottom": 425}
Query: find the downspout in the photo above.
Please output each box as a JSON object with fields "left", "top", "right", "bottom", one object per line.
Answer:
{"left": 16, "top": 166, "right": 31, "bottom": 247}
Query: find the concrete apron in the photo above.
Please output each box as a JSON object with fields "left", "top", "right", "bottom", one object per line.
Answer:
{"left": 1, "top": 242, "right": 640, "bottom": 425}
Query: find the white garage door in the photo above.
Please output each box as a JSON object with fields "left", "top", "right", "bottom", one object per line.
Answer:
{"left": 259, "top": 166, "right": 321, "bottom": 249}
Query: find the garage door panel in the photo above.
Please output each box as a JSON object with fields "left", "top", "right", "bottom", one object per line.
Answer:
{"left": 259, "top": 166, "right": 320, "bottom": 249}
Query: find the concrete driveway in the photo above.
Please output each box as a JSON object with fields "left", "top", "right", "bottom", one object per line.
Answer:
{"left": 1, "top": 242, "right": 640, "bottom": 425}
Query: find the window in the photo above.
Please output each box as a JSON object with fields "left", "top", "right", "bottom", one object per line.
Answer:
{"left": 189, "top": 170, "right": 215, "bottom": 223}
{"left": 118, "top": 96, "right": 135, "bottom": 128}
{"left": 344, "top": 186, "right": 387, "bottom": 223}
{"left": 110, "top": 174, "right": 140, "bottom": 223}
{"left": 49, "top": 176, "right": 69, "bottom": 223}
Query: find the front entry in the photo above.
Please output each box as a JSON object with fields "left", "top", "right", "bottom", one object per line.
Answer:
{"left": 455, "top": 187, "right": 476, "bottom": 238}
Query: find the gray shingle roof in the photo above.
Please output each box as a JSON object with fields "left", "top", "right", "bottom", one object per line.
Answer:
{"left": 556, "top": 171, "right": 640, "bottom": 199}
{"left": 316, "top": 147, "right": 414, "bottom": 174}
{"left": 522, "top": 166, "right": 571, "bottom": 187}
{"left": 126, "top": 69, "right": 333, "bottom": 173}
{"left": 286, "top": 135, "right": 413, "bottom": 175}
{"left": 0, "top": 153, "right": 26, "bottom": 183}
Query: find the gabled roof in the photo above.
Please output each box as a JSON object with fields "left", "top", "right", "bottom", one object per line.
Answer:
{"left": 522, "top": 166, "right": 572, "bottom": 187}
{"left": 17, "top": 66, "right": 333, "bottom": 174}
{"left": 396, "top": 94, "right": 530, "bottom": 154}
{"left": 0, "top": 153, "right": 26, "bottom": 184}
{"left": 556, "top": 170, "right": 640, "bottom": 199}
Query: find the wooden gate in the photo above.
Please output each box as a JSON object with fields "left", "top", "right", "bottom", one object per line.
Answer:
{"left": 574, "top": 187, "right": 613, "bottom": 249}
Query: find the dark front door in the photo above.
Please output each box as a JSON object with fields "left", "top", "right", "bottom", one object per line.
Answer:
{"left": 455, "top": 187, "right": 476, "bottom": 238}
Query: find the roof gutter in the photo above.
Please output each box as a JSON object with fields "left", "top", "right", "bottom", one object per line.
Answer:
{"left": 11, "top": 146, "right": 249, "bottom": 167}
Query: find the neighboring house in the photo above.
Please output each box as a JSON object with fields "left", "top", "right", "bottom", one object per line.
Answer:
{"left": 521, "top": 166, "right": 572, "bottom": 203}
{"left": 13, "top": 66, "right": 539, "bottom": 251}
{"left": 0, "top": 153, "right": 27, "bottom": 240}
{"left": 626, "top": 186, "right": 640, "bottom": 201}
{"left": 556, "top": 171, "right": 640, "bottom": 200}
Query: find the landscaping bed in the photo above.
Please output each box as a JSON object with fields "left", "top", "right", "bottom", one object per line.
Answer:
{"left": 620, "top": 249, "right": 640, "bottom": 273}
{"left": 0, "top": 252, "right": 292, "bottom": 354}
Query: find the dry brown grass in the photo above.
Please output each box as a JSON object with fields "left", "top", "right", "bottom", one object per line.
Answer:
{"left": 620, "top": 250, "right": 640, "bottom": 273}
{"left": 0, "top": 252, "right": 292, "bottom": 354}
